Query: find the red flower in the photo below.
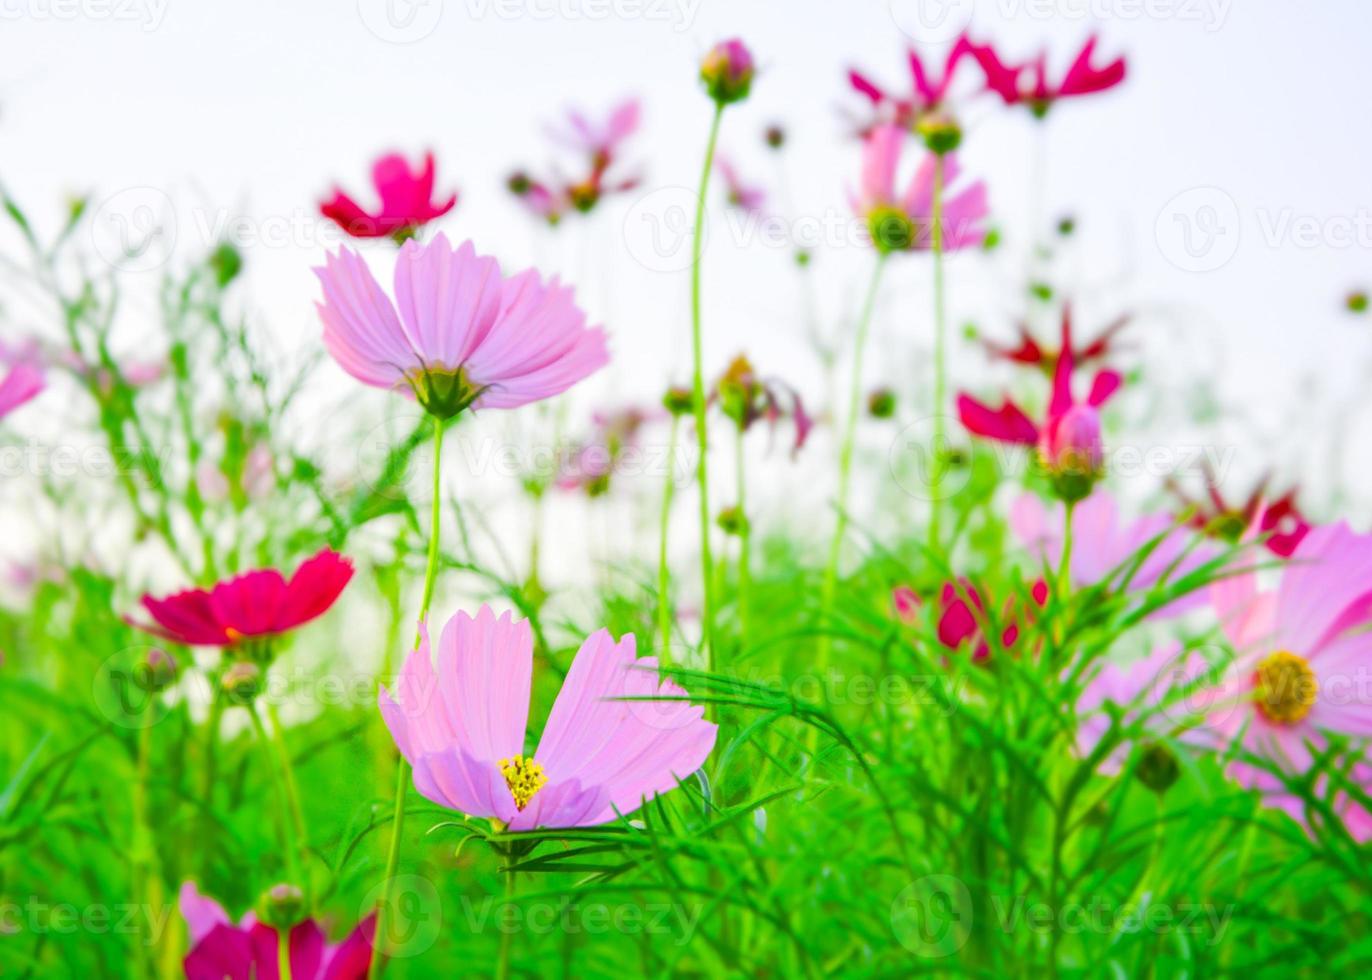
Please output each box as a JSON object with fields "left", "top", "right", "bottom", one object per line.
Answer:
{"left": 321, "top": 152, "right": 456, "bottom": 240}
{"left": 847, "top": 35, "right": 975, "bottom": 133}
{"left": 1167, "top": 470, "right": 1312, "bottom": 558}
{"left": 138, "top": 549, "right": 353, "bottom": 647}
{"left": 967, "top": 36, "right": 1125, "bottom": 116}
{"left": 979, "top": 305, "right": 1130, "bottom": 376}
{"left": 892, "top": 580, "right": 1049, "bottom": 661}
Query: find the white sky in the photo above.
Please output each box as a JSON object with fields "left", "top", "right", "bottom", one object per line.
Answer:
{"left": 4, "top": 0, "right": 1372, "bottom": 592}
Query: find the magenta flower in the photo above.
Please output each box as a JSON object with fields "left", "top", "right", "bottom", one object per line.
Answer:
{"left": 853, "top": 126, "right": 988, "bottom": 254}
{"left": 315, "top": 234, "right": 608, "bottom": 418}
{"left": 0, "top": 362, "right": 43, "bottom": 420}
{"left": 968, "top": 35, "right": 1126, "bottom": 116}
{"left": 848, "top": 36, "right": 974, "bottom": 133}
{"left": 379, "top": 605, "right": 717, "bottom": 831}
{"left": 958, "top": 339, "right": 1120, "bottom": 495}
{"left": 1167, "top": 469, "right": 1311, "bottom": 558}
{"left": 320, "top": 151, "right": 457, "bottom": 240}
{"left": 181, "top": 882, "right": 375, "bottom": 980}
{"left": 136, "top": 549, "right": 353, "bottom": 647}
{"left": 1011, "top": 492, "right": 1218, "bottom": 617}
{"left": 1193, "top": 522, "right": 1372, "bottom": 830}
{"left": 716, "top": 156, "right": 766, "bottom": 215}
{"left": 979, "top": 305, "right": 1130, "bottom": 377}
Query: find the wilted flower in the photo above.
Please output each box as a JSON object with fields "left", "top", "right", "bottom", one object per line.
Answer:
{"left": 714, "top": 354, "right": 813, "bottom": 457}
{"left": 852, "top": 126, "right": 987, "bottom": 254}
{"left": 135, "top": 549, "right": 353, "bottom": 648}
{"left": 379, "top": 606, "right": 717, "bottom": 830}
{"left": 320, "top": 151, "right": 457, "bottom": 241}
{"left": 967, "top": 35, "right": 1126, "bottom": 117}
{"left": 315, "top": 234, "right": 608, "bottom": 418}
{"left": 1167, "top": 468, "right": 1311, "bottom": 558}
{"left": 180, "top": 881, "right": 375, "bottom": 980}
{"left": 700, "top": 39, "right": 755, "bottom": 104}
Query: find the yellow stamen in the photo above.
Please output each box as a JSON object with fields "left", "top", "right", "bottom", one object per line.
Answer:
{"left": 1253, "top": 650, "right": 1317, "bottom": 725}
{"left": 499, "top": 756, "right": 547, "bottom": 811}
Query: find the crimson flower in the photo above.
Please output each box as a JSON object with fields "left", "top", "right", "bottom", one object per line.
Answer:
{"left": 1167, "top": 469, "right": 1311, "bottom": 558}
{"left": 967, "top": 36, "right": 1125, "bottom": 117}
{"left": 892, "top": 581, "right": 1049, "bottom": 661}
{"left": 978, "top": 305, "right": 1130, "bottom": 376}
{"left": 320, "top": 152, "right": 456, "bottom": 240}
{"left": 848, "top": 36, "right": 975, "bottom": 134}
{"left": 136, "top": 549, "right": 353, "bottom": 647}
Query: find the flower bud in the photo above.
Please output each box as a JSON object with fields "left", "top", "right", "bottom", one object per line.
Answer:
{"left": 1040, "top": 405, "right": 1103, "bottom": 502}
{"left": 891, "top": 585, "right": 920, "bottom": 625}
{"left": 221, "top": 660, "right": 263, "bottom": 705}
{"left": 867, "top": 387, "right": 896, "bottom": 419}
{"left": 134, "top": 648, "right": 177, "bottom": 694}
{"left": 700, "top": 39, "right": 755, "bottom": 105}
{"left": 764, "top": 124, "right": 785, "bottom": 150}
{"left": 867, "top": 205, "right": 915, "bottom": 255}
{"left": 716, "top": 505, "right": 749, "bottom": 536}
{"left": 1136, "top": 742, "right": 1180, "bottom": 795}
{"left": 662, "top": 386, "right": 695, "bottom": 417}
{"left": 915, "top": 110, "right": 962, "bottom": 155}
{"left": 257, "top": 883, "right": 306, "bottom": 929}
{"left": 1347, "top": 290, "right": 1368, "bottom": 314}
{"left": 506, "top": 171, "right": 532, "bottom": 196}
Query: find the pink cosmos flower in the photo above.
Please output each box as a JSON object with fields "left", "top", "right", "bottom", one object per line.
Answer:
{"left": 548, "top": 98, "right": 641, "bottom": 170}
{"left": 967, "top": 35, "right": 1126, "bottom": 116}
{"left": 320, "top": 152, "right": 457, "bottom": 240}
{"left": 556, "top": 405, "right": 661, "bottom": 496}
{"left": 853, "top": 125, "right": 988, "bottom": 253}
{"left": 958, "top": 337, "right": 1121, "bottom": 476}
{"left": 180, "top": 882, "right": 375, "bottom": 980}
{"left": 848, "top": 36, "right": 975, "bottom": 133}
{"left": 379, "top": 605, "right": 717, "bottom": 831}
{"left": 315, "top": 234, "right": 608, "bottom": 418}
{"left": 716, "top": 156, "right": 766, "bottom": 215}
{"left": 1011, "top": 492, "right": 1217, "bottom": 617}
{"left": 979, "top": 306, "right": 1130, "bottom": 377}
{"left": 0, "top": 362, "right": 44, "bottom": 420}
{"left": 1196, "top": 522, "right": 1372, "bottom": 832}
{"left": 136, "top": 549, "right": 353, "bottom": 647}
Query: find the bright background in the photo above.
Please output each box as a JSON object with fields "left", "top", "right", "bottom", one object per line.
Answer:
{"left": 4, "top": 0, "right": 1372, "bottom": 590}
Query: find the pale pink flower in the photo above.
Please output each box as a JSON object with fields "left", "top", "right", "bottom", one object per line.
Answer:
{"left": 0, "top": 362, "right": 44, "bottom": 420}
{"left": 852, "top": 125, "right": 987, "bottom": 253}
{"left": 380, "top": 605, "right": 717, "bottom": 830}
{"left": 548, "top": 98, "right": 641, "bottom": 168}
{"left": 1196, "top": 522, "right": 1372, "bottom": 831}
{"left": 314, "top": 234, "right": 608, "bottom": 418}
{"left": 1011, "top": 492, "right": 1217, "bottom": 616}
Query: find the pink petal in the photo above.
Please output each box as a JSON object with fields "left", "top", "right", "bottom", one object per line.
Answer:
{"left": 315, "top": 247, "right": 415, "bottom": 390}
{"left": 392, "top": 234, "right": 504, "bottom": 371}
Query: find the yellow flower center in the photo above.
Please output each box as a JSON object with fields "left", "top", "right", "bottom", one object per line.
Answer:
{"left": 499, "top": 755, "right": 547, "bottom": 811}
{"left": 1253, "top": 650, "right": 1318, "bottom": 725}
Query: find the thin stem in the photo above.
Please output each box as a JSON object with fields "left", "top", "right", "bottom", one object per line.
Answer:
{"left": 248, "top": 702, "right": 301, "bottom": 887}
{"left": 1058, "top": 500, "right": 1076, "bottom": 601}
{"left": 657, "top": 415, "right": 681, "bottom": 662}
{"left": 928, "top": 152, "right": 948, "bottom": 553}
{"left": 817, "top": 256, "right": 887, "bottom": 667}
{"left": 734, "top": 424, "right": 751, "bottom": 644}
{"left": 496, "top": 868, "right": 517, "bottom": 980}
{"left": 691, "top": 103, "right": 725, "bottom": 672}
{"left": 369, "top": 419, "right": 447, "bottom": 980}
{"left": 279, "top": 928, "right": 293, "bottom": 980}
{"left": 266, "top": 701, "right": 309, "bottom": 895}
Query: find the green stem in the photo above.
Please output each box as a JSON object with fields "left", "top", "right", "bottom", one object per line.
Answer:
{"left": 657, "top": 415, "right": 681, "bottom": 662}
{"left": 929, "top": 153, "right": 948, "bottom": 553}
{"left": 495, "top": 867, "right": 517, "bottom": 980}
{"left": 1058, "top": 500, "right": 1075, "bottom": 601}
{"left": 369, "top": 419, "right": 447, "bottom": 980}
{"left": 817, "top": 256, "right": 887, "bottom": 667}
{"left": 248, "top": 702, "right": 301, "bottom": 886}
{"left": 279, "top": 927, "right": 294, "bottom": 980}
{"left": 734, "top": 424, "right": 751, "bottom": 645}
{"left": 691, "top": 102, "right": 725, "bottom": 672}
{"left": 266, "top": 701, "right": 309, "bottom": 895}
